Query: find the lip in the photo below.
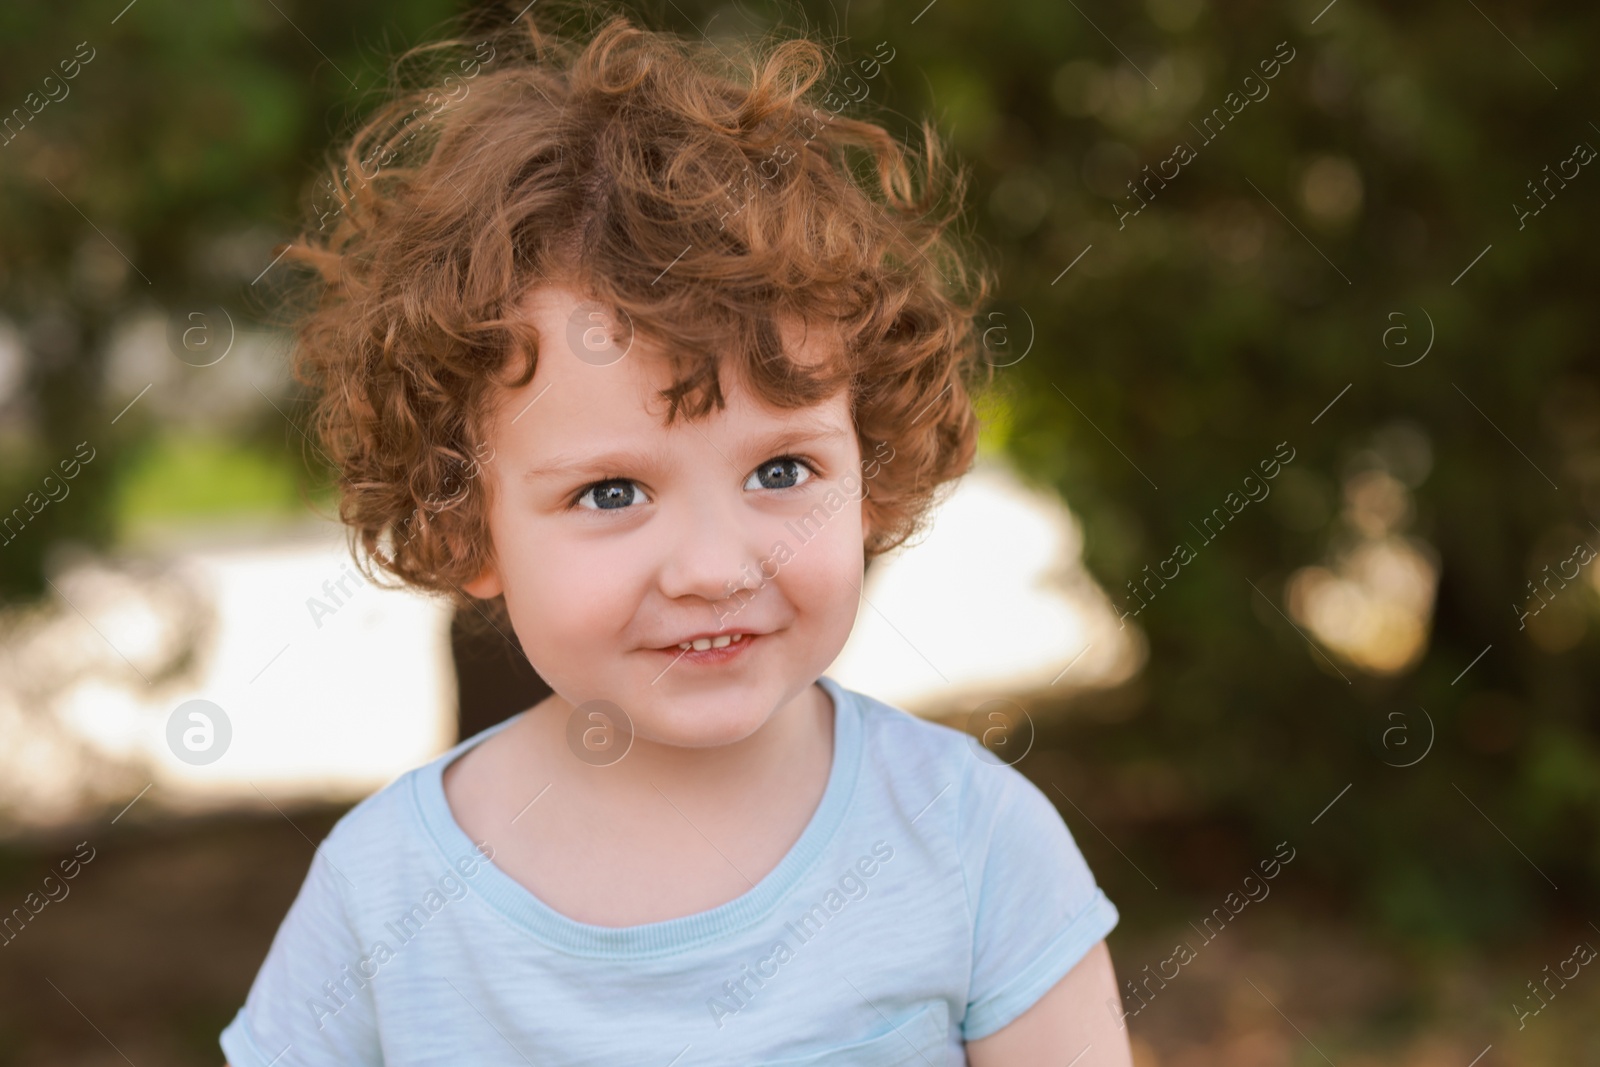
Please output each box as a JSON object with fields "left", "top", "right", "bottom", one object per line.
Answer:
{"left": 649, "top": 631, "right": 761, "bottom": 666}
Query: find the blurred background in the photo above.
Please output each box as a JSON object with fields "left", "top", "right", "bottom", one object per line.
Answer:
{"left": 2, "top": 0, "right": 1598, "bottom": 1063}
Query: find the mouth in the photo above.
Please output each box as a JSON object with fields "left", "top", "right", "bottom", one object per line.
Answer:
{"left": 648, "top": 631, "right": 760, "bottom": 666}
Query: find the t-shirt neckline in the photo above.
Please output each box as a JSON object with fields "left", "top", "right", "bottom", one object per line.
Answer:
{"left": 411, "top": 674, "right": 862, "bottom": 959}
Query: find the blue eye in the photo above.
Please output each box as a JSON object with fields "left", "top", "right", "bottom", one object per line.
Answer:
{"left": 574, "top": 479, "right": 649, "bottom": 511}
{"left": 744, "top": 457, "right": 814, "bottom": 491}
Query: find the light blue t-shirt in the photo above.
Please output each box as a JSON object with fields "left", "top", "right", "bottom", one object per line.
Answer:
{"left": 220, "top": 674, "right": 1118, "bottom": 1066}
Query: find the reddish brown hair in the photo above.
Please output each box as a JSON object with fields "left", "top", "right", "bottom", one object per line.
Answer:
{"left": 280, "top": 1, "right": 995, "bottom": 630}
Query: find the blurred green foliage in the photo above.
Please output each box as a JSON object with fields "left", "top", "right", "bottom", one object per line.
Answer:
{"left": 1, "top": 0, "right": 1597, "bottom": 961}
{"left": 112, "top": 431, "right": 309, "bottom": 527}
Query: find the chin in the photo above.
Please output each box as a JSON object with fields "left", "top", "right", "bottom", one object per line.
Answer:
{"left": 639, "top": 695, "right": 772, "bottom": 748}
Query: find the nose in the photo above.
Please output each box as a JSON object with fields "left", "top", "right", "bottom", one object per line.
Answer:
{"left": 654, "top": 482, "right": 766, "bottom": 613}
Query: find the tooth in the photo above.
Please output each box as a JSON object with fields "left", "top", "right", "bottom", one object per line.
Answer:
{"left": 678, "top": 642, "right": 691, "bottom": 650}
{"left": 731, "top": 633, "right": 744, "bottom": 642}
{"left": 710, "top": 634, "right": 731, "bottom": 648}
{"left": 692, "top": 637, "right": 712, "bottom": 651}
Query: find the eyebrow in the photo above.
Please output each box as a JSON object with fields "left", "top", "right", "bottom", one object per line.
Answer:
{"left": 522, "top": 423, "right": 854, "bottom": 483}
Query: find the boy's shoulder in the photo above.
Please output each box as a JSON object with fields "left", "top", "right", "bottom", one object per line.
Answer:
{"left": 845, "top": 681, "right": 973, "bottom": 761}
{"left": 315, "top": 765, "right": 429, "bottom": 868}
{"left": 838, "top": 680, "right": 1049, "bottom": 832}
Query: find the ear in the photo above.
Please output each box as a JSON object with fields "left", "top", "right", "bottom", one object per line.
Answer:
{"left": 462, "top": 560, "right": 503, "bottom": 600}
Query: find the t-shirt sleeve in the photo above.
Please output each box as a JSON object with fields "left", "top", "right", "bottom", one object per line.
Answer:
{"left": 957, "top": 756, "right": 1120, "bottom": 1042}
{"left": 219, "top": 837, "right": 383, "bottom": 1067}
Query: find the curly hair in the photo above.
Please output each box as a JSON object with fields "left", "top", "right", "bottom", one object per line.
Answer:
{"left": 279, "top": 0, "right": 996, "bottom": 632}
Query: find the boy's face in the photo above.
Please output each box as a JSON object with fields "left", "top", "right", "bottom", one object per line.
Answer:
{"left": 463, "top": 284, "right": 868, "bottom": 749}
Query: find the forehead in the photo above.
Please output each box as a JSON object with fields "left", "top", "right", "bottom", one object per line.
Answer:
{"left": 493, "top": 284, "right": 851, "bottom": 448}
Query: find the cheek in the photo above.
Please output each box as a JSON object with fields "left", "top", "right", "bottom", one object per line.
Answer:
{"left": 491, "top": 516, "right": 639, "bottom": 645}
{"left": 773, "top": 499, "right": 865, "bottom": 609}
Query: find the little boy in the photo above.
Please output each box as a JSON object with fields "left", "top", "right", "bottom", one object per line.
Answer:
{"left": 222, "top": 7, "right": 1128, "bottom": 1064}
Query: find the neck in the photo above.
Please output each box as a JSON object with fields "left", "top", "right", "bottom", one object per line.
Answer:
{"left": 533, "top": 681, "right": 832, "bottom": 807}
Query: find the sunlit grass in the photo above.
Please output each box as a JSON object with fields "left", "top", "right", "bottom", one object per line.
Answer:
{"left": 112, "top": 431, "right": 335, "bottom": 535}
